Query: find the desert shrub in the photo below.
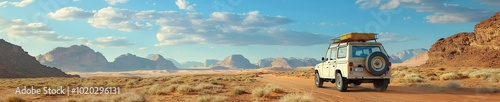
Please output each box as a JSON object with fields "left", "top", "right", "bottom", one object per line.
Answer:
{"left": 252, "top": 87, "right": 270, "bottom": 98}
{"left": 177, "top": 84, "right": 194, "bottom": 94}
{"left": 264, "top": 84, "right": 285, "bottom": 93}
{"left": 279, "top": 93, "right": 313, "bottom": 102}
{"left": 475, "top": 88, "right": 498, "bottom": 93}
{"left": 469, "top": 71, "right": 492, "bottom": 79}
{"left": 2, "top": 95, "right": 26, "bottom": 102}
{"left": 393, "top": 73, "right": 425, "bottom": 83}
{"left": 193, "top": 95, "right": 228, "bottom": 102}
{"left": 110, "top": 92, "right": 145, "bottom": 102}
{"left": 233, "top": 86, "right": 246, "bottom": 95}
{"left": 61, "top": 98, "right": 78, "bottom": 102}
{"left": 444, "top": 81, "right": 461, "bottom": 90}
{"left": 440, "top": 72, "right": 460, "bottom": 80}
{"left": 146, "top": 84, "right": 163, "bottom": 95}
{"left": 195, "top": 83, "right": 223, "bottom": 94}
{"left": 163, "top": 84, "right": 179, "bottom": 93}
{"left": 391, "top": 70, "right": 410, "bottom": 78}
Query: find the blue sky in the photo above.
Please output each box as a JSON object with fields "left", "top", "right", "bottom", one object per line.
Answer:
{"left": 0, "top": 0, "right": 499, "bottom": 63}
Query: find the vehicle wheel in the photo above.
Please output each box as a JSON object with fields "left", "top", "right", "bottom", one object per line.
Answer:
{"left": 350, "top": 82, "right": 361, "bottom": 87}
{"left": 315, "top": 73, "right": 324, "bottom": 88}
{"left": 335, "top": 73, "right": 348, "bottom": 92}
{"left": 373, "top": 79, "right": 389, "bottom": 92}
{"left": 365, "top": 52, "right": 390, "bottom": 76}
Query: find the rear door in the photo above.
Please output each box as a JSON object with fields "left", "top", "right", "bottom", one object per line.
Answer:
{"left": 334, "top": 46, "right": 348, "bottom": 78}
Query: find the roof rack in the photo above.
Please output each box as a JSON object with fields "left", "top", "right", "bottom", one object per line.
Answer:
{"left": 331, "top": 32, "right": 377, "bottom": 44}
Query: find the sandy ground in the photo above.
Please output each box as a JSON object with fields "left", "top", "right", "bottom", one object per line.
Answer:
{"left": 258, "top": 74, "right": 500, "bottom": 102}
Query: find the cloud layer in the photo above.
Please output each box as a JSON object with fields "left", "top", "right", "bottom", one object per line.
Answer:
{"left": 0, "top": 18, "right": 72, "bottom": 41}
{"left": 355, "top": 0, "right": 494, "bottom": 23}
{"left": 0, "top": 0, "right": 35, "bottom": 7}
{"left": 49, "top": 7, "right": 332, "bottom": 46}
{"left": 78, "top": 36, "right": 134, "bottom": 47}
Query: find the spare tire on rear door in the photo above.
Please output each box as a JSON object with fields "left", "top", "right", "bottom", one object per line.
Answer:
{"left": 365, "top": 52, "right": 389, "bottom": 76}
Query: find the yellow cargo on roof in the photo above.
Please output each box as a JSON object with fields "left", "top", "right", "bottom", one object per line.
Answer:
{"left": 333, "top": 32, "right": 377, "bottom": 44}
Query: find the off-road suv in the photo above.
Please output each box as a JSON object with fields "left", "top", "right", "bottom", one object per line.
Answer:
{"left": 314, "top": 32, "right": 392, "bottom": 92}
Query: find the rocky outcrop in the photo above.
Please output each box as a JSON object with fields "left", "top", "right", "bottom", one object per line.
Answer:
{"left": 270, "top": 58, "right": 293, "bottom": 69}
{"left": 203, "top": 59, "right": 219, "bottom": 67}
{"left": 256, "top": 58, "right": 273, "bottom": 67}
{"left": 112, "top": 54, "right": 178, "bottom": 71}
{"left": 0, "top": 39, "right": 77, "bottom": 78}
{"left": 148, "top": 54, "right": 178, "bottom": 70}
{"left": 211, "top": 54, "right": 259, "bottom": 69}
{"left": 36, "top": 45, "right": 111, "bottom": 72}
{"left": 422, "top": 12, "right": 500, "bottom": 68}
{"left": 389, "top": 48, "right": 428, "bottom": 63}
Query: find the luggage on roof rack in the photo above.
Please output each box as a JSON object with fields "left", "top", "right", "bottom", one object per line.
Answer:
{"left": 332, "top": 32, "right": 377, "bottom": 44}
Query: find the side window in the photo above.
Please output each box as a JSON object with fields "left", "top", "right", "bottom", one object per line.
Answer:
{"left": 331, "top": 47, "right": 337, "bottom": 60}
{"left": 337, "top": 46, "right": 347, "bottom": 58}
{"left": 325, "top": 48, "right": 332, "bottom": 60}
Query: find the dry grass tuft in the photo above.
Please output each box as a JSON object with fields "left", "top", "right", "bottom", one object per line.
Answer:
{"left": 252, "top": 87, "right": 270, "bottom": 99}
{"left": 2, "top": 95, "right": 26, "bottom": 102}
{"left": 233, "top": 86, "right": 246, "bottom": 95}
{"left": 264, "top": 84, "right": 285, "bottom": 93}
{"left": 440, "top": 72, "right": 460, "bottom": 80}
{"left": 177, "top": 84, "right": 195, "bottom": 94}
{"left": 279, "top": 93, "right": 313, "bottom": 102}
{"left": 193, "top": 95, "right": 228, "bottom": 102}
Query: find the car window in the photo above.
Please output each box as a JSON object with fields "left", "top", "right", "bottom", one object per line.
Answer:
{"left": 351, "top": 46, "right": 381, "bottom": 57}
{"left": 325, "top": 48, "right": 332, "bottom": 60}
{"left": 337, "top": 46, "right": 347, "bottom": 58}
{"left": 331, "top": 47, "right": 337, "bottom": 60}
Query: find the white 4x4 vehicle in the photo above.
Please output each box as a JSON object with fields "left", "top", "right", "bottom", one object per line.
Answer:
{"left": 314, "top": 32, "right": 392, "bottom": 92}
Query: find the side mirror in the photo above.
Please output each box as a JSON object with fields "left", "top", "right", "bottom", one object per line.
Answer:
{"left": 321, "top": 57, "right": 325, "bottom": 61}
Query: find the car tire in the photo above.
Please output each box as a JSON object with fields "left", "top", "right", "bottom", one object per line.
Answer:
{"left": 365, "top": 52, "right": 390, "bottom": 76}
{"left": 335, "top": 73, "right": 348, "bottom": 92}
{"left": 315, "top": 73, "right": 324, "bottom": 88}
{"left": 373, "top": 79, "right": 389, "bottom": 92}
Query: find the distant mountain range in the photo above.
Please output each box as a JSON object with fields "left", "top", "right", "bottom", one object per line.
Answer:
{"left": 389, "top": 48, "right": 428, "bottom": 63}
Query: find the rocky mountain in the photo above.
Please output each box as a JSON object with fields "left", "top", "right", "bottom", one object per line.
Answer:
{"left": 211, "top": 54, "right": 259, "bottom": 69}
{"left": 256, "top": 58, "right": 274, "bottom": 67}
{"left": 422, "top": 12, "right": 500, "bottom": 67}
{"left": 111, "top": 54, "right": 178, "bottom": 71}
{"left": 36, "top": 45, "right": 111, "bottom": 72}
{"left": 399, "top": 51, "right": 428, "bottom": 66}
{"left": 37, "top": 45, "right": 178, "bottom": 72}
{"left": 204, "top": 59, "right": 219, "bottom": 67}
{"left": 0, "top": 39, "right": 77, "bottom": 78}
{"left": 166, "top": 58, "right": 203, "bottom": 68}
{"left": 257, "top": 57, "right": 321, "bottom": 68}
{"left": 389, "top": 48, "right": 428, "bottom": 63}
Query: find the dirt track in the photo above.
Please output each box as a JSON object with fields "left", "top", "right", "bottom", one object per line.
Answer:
{"left": 258, "top": 74, "right": 500, "bottom": 102}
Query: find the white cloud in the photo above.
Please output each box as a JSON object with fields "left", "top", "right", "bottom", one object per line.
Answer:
{"left": 47, "top": 7, "right": 331, "bottom": 46}
{"left": 377, "top": 32, "right": 415, "bottom": 43}
{"left": 87, "top": 7, "right": 155, "bottom": 32}
{"left": 155, "top": 11, "right": 328, "bottom": 46}
{"left": 0, "top": 18, "right": 72, "bottom": 41}
{"left": 105, "top": 0, "right": 128, "bottom": 5}
{"left": 78, "top": 36, "right": 134, "bottom": 47}
{"left": 175, "top": 0, "right": 195, "bottom": 11}
{"left": 0, "top": 0, "right": 35, "bottom": 7}
{"left": 354, "top": 0, "right": 493, "bottom": 23}
{"left": 48, "top": 7, "right": 94, "bottom": 20}
{"left": 138, "top": 47, "right": 147, "bottom": 50}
